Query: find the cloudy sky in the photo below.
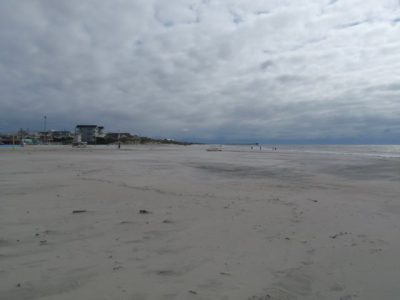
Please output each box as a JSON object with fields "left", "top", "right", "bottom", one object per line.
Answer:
{"left": 1, "top": 0, "right": 400, "bottom": 143}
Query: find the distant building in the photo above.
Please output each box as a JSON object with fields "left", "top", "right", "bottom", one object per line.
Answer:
{"left": 105, "top": 132, "right": 132, "bottom": 139}
{"left": 105, "top": 132, "right": 140, "bottom": 144}
{"left": 38, "top": 131, "right": 52, "bottom": 144}
{"left": 49, "top": 131, "right": 73, "bottom": 144}
{"left": 51, "top": 131, "right": 72, "bottom": 139}
{"left": 75, "top": 125, "right": 104, "bottom": 144}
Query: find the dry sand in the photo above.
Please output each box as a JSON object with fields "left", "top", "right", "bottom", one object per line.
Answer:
{"left": 0, "top": 145, "right": 399, "bottom": 300}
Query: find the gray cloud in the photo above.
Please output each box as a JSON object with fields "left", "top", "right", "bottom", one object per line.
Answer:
{"left": 1, "top": 0, "right": 400, "bottom": 143}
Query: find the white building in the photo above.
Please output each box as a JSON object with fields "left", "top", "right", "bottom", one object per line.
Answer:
{"left": 75, "top": 125, "right": 104, "bottom": 144}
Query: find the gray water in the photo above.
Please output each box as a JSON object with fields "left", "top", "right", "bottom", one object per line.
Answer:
{"left": 219, "top": 144, "right": 400, "bottom": 158}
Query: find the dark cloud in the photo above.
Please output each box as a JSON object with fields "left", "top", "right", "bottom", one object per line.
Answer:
{"left": 259, "top": 60, "right": 275, "bottom": 71}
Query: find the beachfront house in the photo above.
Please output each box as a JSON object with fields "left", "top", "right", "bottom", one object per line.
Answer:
{"left": 75, "top": 125, "right": 105, "bottom": 144}
{"left": 51, "top": 131, "right": 73, "bottom": 144}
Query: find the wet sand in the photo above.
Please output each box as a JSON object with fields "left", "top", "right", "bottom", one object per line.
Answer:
{"left": 1, "top": 145, "right": 399, "bottom": 299}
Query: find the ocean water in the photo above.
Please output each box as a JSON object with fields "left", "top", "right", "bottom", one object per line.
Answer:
{"left": 218, "top": 145, "right": 400, "bottom": 158}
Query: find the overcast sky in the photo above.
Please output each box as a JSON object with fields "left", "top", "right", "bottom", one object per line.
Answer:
{"left": 1, "top": 0, "right": 400, "bottom": 143}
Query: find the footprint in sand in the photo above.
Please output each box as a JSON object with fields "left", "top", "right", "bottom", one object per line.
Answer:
{"left": 251, "top": 267, "right": 312, "bottom": 300}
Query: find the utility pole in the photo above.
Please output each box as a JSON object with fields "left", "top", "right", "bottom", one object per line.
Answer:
{"left": 43, "top": 115, "right": 47, "bottom": 131}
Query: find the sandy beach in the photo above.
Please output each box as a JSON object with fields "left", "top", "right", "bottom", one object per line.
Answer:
{"left": 0, "top": 145, "right": 399, "bottom": 300}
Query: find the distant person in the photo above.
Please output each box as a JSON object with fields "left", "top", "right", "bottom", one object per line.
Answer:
{"left": 251, "top": 146, "right": 253, "bottom": 150}
{"left": 118, "top": 142, "right": 121, "bottom": 149}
